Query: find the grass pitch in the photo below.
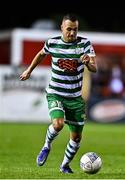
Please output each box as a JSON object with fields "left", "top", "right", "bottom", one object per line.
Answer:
{"left": 0, "top": 121, "right": 125, "bottom": 179}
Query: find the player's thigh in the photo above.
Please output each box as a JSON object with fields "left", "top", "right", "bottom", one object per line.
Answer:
{"left": 47, "top": 93, "right": 64, "bottom": 119}
{"left": 64, "top": 96, "right": 86, "bottom": 126}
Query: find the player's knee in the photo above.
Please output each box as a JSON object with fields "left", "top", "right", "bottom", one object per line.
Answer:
{"left": 53, "top": 118, "right": 64, "bottom": 131}
{"left": 74, "top": 137, "right": 81, "bottom": 143}
{"left": 72, "top": 134, "right": 82, "bottom": 143}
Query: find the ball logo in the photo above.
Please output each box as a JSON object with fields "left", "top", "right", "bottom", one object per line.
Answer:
{"left": 84, "top": 162, "right": 92, "bottom": 170}
{"left": 88, "top": 152, "right": 98, "bottom": 163}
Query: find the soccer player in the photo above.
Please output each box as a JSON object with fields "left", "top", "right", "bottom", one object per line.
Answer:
{"left": 20, "top": 14, "right": 97, "bottom": 173}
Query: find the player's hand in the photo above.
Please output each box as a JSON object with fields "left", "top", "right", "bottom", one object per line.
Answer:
{"left": 19, "top": 70, "right": 31, "bottom": 81}
{"left": 80, "top": 54, "right": 90, "bottom": 65}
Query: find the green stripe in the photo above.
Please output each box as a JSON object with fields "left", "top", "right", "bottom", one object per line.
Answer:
{"left": 44, "top": 47, "right": 49, "bottom": 53}
{"left": 49, "top": 43, "right": 85, "bottom": 49}
{"left": 84, "top": 41, "right": 91, "bottom": 49}
{"left": 52, "top": 68, "right": 84, "bottom": 76}
{"left": 85, "top": 49, "right": 90, "bottom": 54}
{"left": 66, "top": 148, "right": 75, "bottom": 156}
{"left": 51, "top": 52, "right": 82, "bottom": 58}
{"left": 49, "top": 85, "right": 82, "bottom": 93}
{"left": 51, "top": 76, "right": 83, "bottom": 84}
{"left": 65, "top": 153, "right": 72, "bottom": 160}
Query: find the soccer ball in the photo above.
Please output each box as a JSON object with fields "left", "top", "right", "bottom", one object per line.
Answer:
{"left": 80, "top": 152, "right": 102, "bottom": 174}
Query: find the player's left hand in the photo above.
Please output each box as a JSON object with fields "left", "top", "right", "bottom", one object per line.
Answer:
{"left": 80, "top": 54, "right": 90, "bottom": 65}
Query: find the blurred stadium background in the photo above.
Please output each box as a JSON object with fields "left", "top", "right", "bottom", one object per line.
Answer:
{"left": 0, "top": 5, "right": 125, "bottom": 178}
{"left": 0, "top": 29, "right": 125, "bottom": 123}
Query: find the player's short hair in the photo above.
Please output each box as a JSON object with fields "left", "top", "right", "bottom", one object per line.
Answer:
{"left": 63, "top": 14, "right": 78, "bottom": 22}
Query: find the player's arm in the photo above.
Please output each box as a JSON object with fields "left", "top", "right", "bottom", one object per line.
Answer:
{"left": 20, "top": 49, "right": 46, "bottom": 81}
{"left": 80, "top": 54, "right": 97, "bottom": 73}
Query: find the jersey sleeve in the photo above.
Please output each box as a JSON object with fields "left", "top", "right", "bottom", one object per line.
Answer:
{"left": 84, "top": 39, "right": 96, "bottom": 57}
{"left": 42, "top": 39, "right": 50, "bottom": 55}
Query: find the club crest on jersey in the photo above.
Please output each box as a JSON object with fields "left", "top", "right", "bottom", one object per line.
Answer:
{"left": 75, "top": 45, "right": 83, "bottom": 54}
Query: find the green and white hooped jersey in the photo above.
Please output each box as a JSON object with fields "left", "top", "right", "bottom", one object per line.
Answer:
{"left": 43, "top": 36, "right": 96, "bottom": 98}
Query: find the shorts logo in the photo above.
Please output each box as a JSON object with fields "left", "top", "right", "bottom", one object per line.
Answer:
{"left": 81, "top": 114, "right": 87, "bottom": 120}
{"left": 50, "top": 101, "right": 57, "bottom": 108}
{"left": 58, "top": 59, "right": 78, "bottom": 72}
{"left": 50, "top": 101, "right": 63, "bottom": 108}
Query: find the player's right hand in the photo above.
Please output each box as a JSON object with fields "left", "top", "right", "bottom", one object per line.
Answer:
{"left": 19, "top": 70, "right": 31, "bottom": 81}
{"left": 80, "top": 54, "right": 90, "bottom": 65}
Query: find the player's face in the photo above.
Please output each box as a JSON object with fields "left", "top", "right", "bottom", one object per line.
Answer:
{"left": 61, "top": 19, "right": 78, "bottom": 42}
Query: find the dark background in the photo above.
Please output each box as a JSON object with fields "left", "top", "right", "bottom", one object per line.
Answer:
{"left": 0, "top": 1, "right": 124, "bottom": 33}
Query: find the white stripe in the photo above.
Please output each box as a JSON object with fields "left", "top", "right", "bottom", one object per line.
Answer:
{"left": 52, "top": 63, "right": 64, "bottom": 71}
{"left": 43, "top": 45, "right": 50, "bottom": 54}
{"left": 51, "top": 71, "right": 83, "bottom": 80}
{"left": 49, "top": 107, "right": 64, "bottom": 114}
{"left": 48, "top": 38, "right": 83, "bottom": 45}
{"left": 47, "top": 131, "right": 51, "bottom": 139}
{"left": 67, "top": 144, "right": 75, "bottom": 153}
{"left": 49, "top": 47, "right": 83, "bottom": 55}
{"left": 50, "top": 80, "right": 82, "bottom": 89}
{"left": 46, "top": 88, "right": 81, "bottom": 97}
{"left": 84, "top": 44, "right": 96, "bottom": 56}
{"left": 52, "top": 57, "right": 58, "bottom": 63}
{"left": 84, "top": 45, "right": 91, "bottom": 53}
{"left": 65, "top": 119, "right": 84, "bottom": 125}
{"left": 48, "top": 38, "right": 62, "bottom": 44}
{"left": 65, "top": 150, "right": 72, "bottom": 158}
{"left": 78, "top": 64, "right": 84, "bottom": 71}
